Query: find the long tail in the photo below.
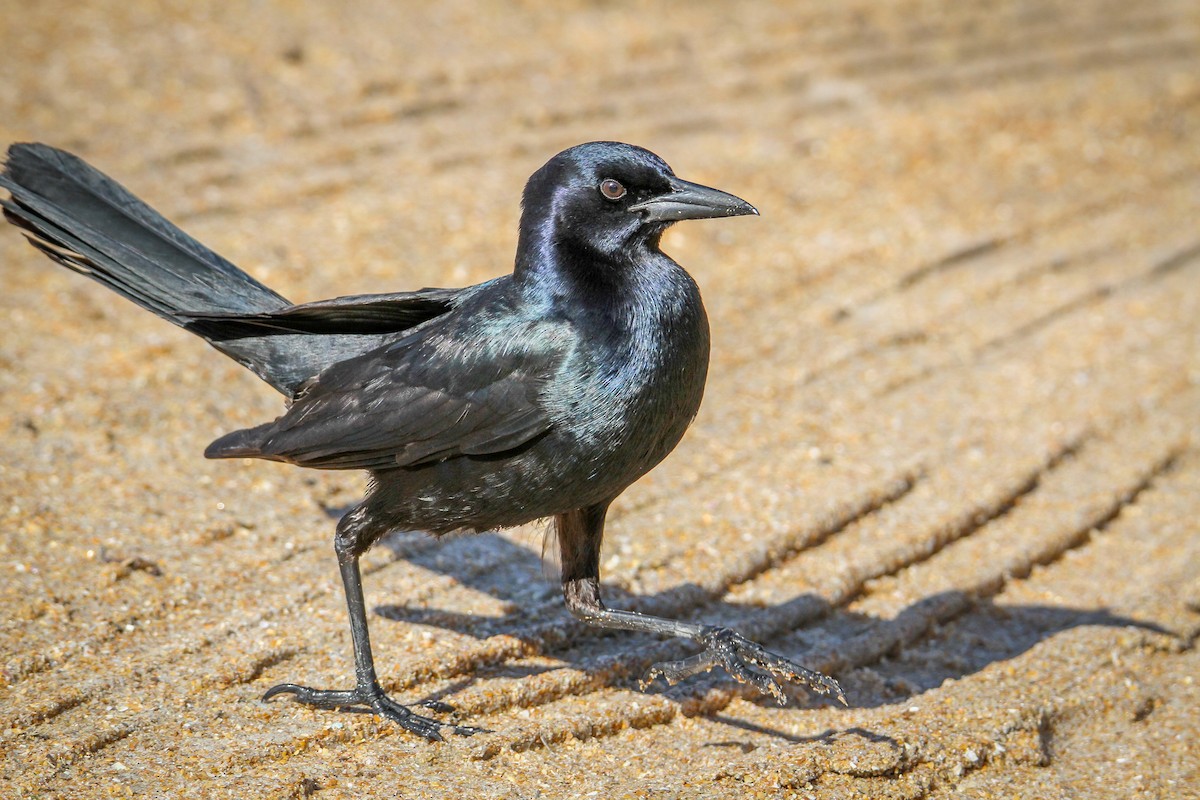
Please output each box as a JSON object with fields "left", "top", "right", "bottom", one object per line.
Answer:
{"left": 2, "top": 143, "right": 458, "bottom": 397}
{"left": 1, "top": 144, "right": 289, "bottom": 315}
{"left": 0, "top": 143, "right": 300, "bottom": 383}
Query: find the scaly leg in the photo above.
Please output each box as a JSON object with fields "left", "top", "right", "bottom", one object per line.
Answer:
{"left": 556, "top": 504, "right": 846, "bottom": 705}
{"left": 263, "top": 511, "right": 484, "bottom": 740}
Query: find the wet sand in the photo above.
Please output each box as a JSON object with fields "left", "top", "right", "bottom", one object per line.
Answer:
{"left": 1, "top": 1, "right": 1198, "bottom": 797}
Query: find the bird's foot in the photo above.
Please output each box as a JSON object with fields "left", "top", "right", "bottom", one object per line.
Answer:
{"left": 640, "top": 626, "right": 847, "bottom": 706}
{"left": 262, "top": 682, "right": 486, "bottom": 741}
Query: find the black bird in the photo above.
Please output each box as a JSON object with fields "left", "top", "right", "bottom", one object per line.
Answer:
{"left": 1, "top": 141, "right": 844, "bottom": 740}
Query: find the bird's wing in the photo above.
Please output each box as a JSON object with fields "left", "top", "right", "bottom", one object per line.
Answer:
{"left": 206, "top": 321, "right": 560, "bottom": 470}
{"left": 182, "top": 286, "right": 467, "bottom": 336}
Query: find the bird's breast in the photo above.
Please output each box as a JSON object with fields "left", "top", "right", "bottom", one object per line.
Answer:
{"left": 544, "top": 280, "right": 710, "bottom": 486}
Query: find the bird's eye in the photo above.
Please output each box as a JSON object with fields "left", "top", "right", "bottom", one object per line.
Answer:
{"left": 599, "top": 178, "right": 626, "bottom": 201}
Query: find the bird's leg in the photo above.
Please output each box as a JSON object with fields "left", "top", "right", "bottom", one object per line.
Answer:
{"left": 263, "top": 509, "right": 483, "bottom": 740}
{"left": 556, "top": 505, "right": 846, "bottom": 705}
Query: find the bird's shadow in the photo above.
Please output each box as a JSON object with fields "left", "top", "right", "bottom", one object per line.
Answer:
{"left": 366, "top": 529, "right": 1176, "bottom": 739}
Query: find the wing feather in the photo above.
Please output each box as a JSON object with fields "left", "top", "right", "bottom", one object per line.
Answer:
{"left": 206, "top": 317, "right": 559, "bottom": 470}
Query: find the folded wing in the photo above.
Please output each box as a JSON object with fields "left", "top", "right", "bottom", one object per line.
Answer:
{"left": 205, "top": 320, "right": 557, "bottom": 470}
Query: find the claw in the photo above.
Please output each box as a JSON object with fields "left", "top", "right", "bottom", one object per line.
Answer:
{"left": 414, "top": 698, "right": 492, "bottom": 736}
{"left": 418, "top": 699, "right": 457, "bottom": 714}
{"left": 262, "top": 683, "right": 362, "bottom": 710}
{"left": 642, "top": 626, "right": 847, "bottom": 706}
{"left": 262, "top": 681, "right": 485, "bottom": 740}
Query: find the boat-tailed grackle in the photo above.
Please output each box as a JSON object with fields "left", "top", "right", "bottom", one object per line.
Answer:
{"left": 1, "top": 141, "right": 844, "bottom": 740}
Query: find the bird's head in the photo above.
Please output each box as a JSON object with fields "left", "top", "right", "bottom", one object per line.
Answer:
{"left": 518, "top": 142, "right": 757, "bottom": 266}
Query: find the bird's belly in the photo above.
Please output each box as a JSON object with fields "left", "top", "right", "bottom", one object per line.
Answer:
{"left": 367, "top": 356, "right": 705, "bottom": 535}
{"left": 366, "top": 435, "right": 625, "bottom": 534}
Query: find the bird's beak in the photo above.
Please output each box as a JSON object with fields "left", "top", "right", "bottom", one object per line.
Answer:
{"left": 628, "top": 176, "right": 759, "bottom": 223}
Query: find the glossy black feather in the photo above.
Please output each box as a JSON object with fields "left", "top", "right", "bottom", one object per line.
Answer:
{"left": 2, "top": 140, "right": 799, "bottom": 737}
{"left": 0, "top": 144, "right": 452, "bottom": 395}
{"left": 2, "top": 140, "right": 733, "bottom": 534}
{"left": 184, "top": 286, "right": 463, "bottom": 336}
{"left": 205, "top": 280, "right": 557, "bottom": 470}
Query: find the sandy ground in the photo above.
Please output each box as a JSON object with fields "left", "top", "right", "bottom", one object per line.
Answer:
{"left": 2, "top": 1, "right": 1199, "bottom": 797}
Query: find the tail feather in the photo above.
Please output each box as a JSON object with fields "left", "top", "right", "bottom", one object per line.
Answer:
{"left": 4, "top": 192, "right": 209, "bottom": 323}
{"left": 3, "top": 143, "right": 457, "bottom": 398}
{"left": 1, "top": 144, "right": 311, "bottom": 394}
{"left": 1, "top": 144, "right": 287, "bottom": 318}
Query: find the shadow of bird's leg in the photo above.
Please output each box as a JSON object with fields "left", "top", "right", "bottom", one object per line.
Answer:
{"left": 556, "top": 504, "right": 846, "bottom": 706}
{"left": 262, "top": 507, "right": 485, "bottom": 741}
